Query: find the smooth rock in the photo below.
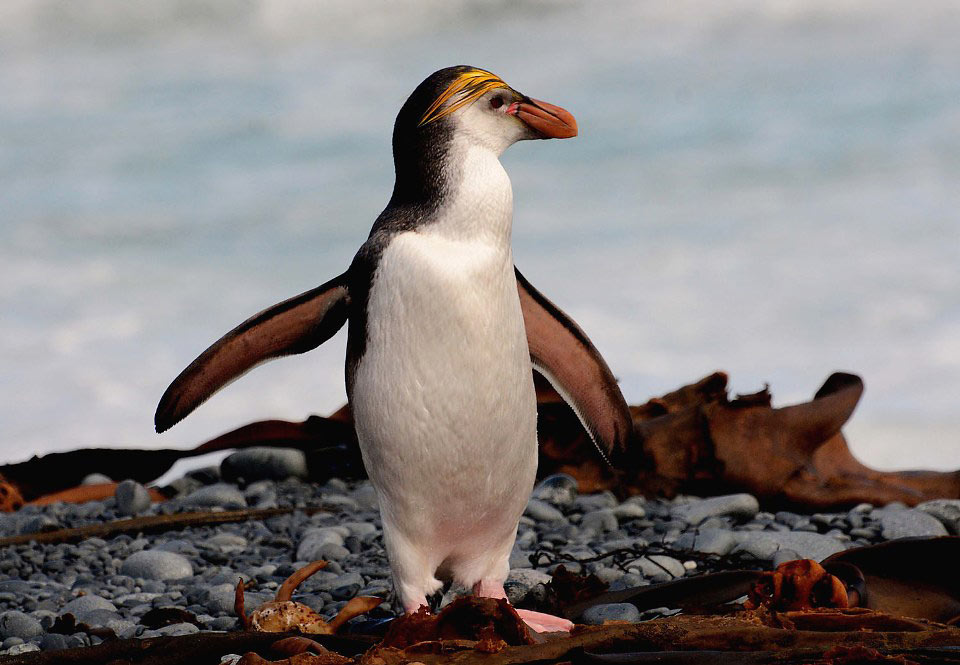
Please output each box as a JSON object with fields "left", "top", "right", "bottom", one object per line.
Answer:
{"left": 581, "top": 603, "right": 641, "bottom": 625}
{"left": 580, "top": 509, "right": 618, "bottom": 535}
{"left": 5, "top": 643, "right": 40, "bottom": 655}
{"left": 81, "top": 473, "right": 113, "bottom": 485}
{"left": 115, "top": 480, "right": 151, "bottom": 516}
{"left": 121, "top": 551, "right": 193, "bottom": 581}
{"left": 612, "top": 502, "right": 647, "bottom": 521}
{"left": 635, "top": 555, "right": 685, "bottom": 582}
{"left": 503, "top": 569, "right": 552, "bottom": 605}
{"left": 180, "top": 484, "right": 247, "bottom": 510}
{"left": 205, "top": 533, "right": 248, "bottom": 553}
{"left": 0, "top": 611, "right": 43, "bottom": 640}
{"left": 674, "top": 528, "right": 737, "bottom": 556}
{"left": 574, "top": 491, "right": 619, "bottom": 513}
{"left": 221, "top": 448, "right": 308, "bottom": 482}
{"left": 915, "top": 500, "right": 960, "bottom": 535}
{"left": 40, "top": 633, "right": 69, "bottom": 651}
{"left": 734, "top": 531, "right": 847, "bottom": 561}
{"left": 673, "top": 494, "right": 759, "bottom": 525}
{"left": 60, "top": 595, "right": 117, "bottom": 618}
{"left": 876, "top": 508, "right": 948, "bottom": 540}
{"left": 531, "top": 474, "right": 578, "bottom": 508}
{"left": 297, "top": 528, "right": 346, "bottom": 561}
{"left": 525, "top": 499, "right": 565, "bottom": 522}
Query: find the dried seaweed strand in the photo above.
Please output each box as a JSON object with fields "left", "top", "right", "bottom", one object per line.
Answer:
{"left": 0, "top": 505, "right": 336, "bottom": 548}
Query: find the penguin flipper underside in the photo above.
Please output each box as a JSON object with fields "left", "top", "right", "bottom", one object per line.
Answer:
{"left": 155, "top": 272, "right": 351, "bottom": 433}
{"left": 515, "top": 267, "right": 633, "bottom": 464}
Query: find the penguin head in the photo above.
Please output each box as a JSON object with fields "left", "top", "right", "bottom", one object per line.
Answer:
{"left": 388, "top": 66, "right": 577, "bottom": 207}
{"left": 397, "top": 66, "right": 577, "bottom": 156}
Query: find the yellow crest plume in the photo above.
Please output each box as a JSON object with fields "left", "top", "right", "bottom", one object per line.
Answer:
{"left": 418, "top": 69, "right": 508, "bottom": 127}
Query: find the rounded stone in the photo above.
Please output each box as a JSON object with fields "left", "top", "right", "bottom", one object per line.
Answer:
{"left": 40, "top": 633, "right": 69, "bottom": 651}
{"left": 877, "top": 507, "right": 949, "bottom": 540}
{"left": 81, "top": 473, "right": 113, "bottom": 485}
{"left": 221, "top": 447, "right": 309, "bottom": 482}
{"left": 581, "top": 603, "right": 641, "bottom": 625}
{"left": 0, "top": 611, "right": 43, "bottom": 640}
{"left": 916, "top": 500, "right": 960, "bottom": 535}
{"left": 580, "top": 509, "right": 618, "bottom": 535}
{"left": 60, "top": 595, "right": 118, "bottom": 618}
{"left": 635, "top": 555, "right": 685, "bottom": 582}
{"left": 503, "top": 569, "right": 552, "bottom": 604}
{"left": 115, "top": 480, "right": 152, "bottom": 516}
{"left": 673, "top": 494, "right": 759, "bottom": 525}
{"left": 531, "top": 474, "right": 578, "bottom": 508}
{"left": 524, "top": 498, "right": 565, "bottom": 522}
{"left": 121, "top": 550, "right": 193, "bottom": 581}
{"left": 180, "top": 484, "right": 246, "bottom": 510}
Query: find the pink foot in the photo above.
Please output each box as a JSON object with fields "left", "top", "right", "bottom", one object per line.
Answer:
{"left": 515, "top": 608, "right": 574, "bottom": 633}
{"left": 472, "top": 580, "right": 574, "bottom": 633}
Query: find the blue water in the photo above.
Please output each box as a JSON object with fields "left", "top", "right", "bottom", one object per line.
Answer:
{"left": 2, "top": 1, "right": 958, "bottom": 475}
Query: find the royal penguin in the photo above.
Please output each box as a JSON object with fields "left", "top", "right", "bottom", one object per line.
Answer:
{"left": 156, "top": 66, "right": 633, "bottom": 632}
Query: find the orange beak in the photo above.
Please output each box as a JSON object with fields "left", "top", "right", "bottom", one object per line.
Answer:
{"left": 510, "top": 97, "right": 578, "bottom": 139}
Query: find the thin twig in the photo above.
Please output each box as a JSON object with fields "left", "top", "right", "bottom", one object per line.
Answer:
{"left": 0, "top": 505, "right": 336, "bottom": 548}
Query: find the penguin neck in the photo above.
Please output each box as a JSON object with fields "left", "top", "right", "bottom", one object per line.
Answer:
{"left": 391, "top": 134, "right": 514, "bottom": 248}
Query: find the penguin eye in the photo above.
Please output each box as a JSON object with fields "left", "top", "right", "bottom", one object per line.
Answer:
{"left": 490, "top": 96, "right": 504, "bottom": 110}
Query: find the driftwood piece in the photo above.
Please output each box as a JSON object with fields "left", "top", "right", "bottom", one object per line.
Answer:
{"left": 0, "top": 630, "right": 374, "bottom": 665}
{"left": 823, "top": 537, "right": 960, "bottom": 624}
{"left": 359, "top": 612, "right": 960, "bottom": 665}
{"left": 0, "top": 506, "right": 332, "bottom": 548}
{"left": 538, "top": 372, "right": 960, "bottom": 508}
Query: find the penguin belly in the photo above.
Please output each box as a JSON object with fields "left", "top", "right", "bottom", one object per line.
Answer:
{"left": 350, "top": 231, "right": 538, "bottom": 610}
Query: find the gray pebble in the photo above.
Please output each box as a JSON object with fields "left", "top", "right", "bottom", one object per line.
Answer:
{"left": 0, "top": 611, "right": 43, "bottom": 640}
{"left": 915, "top": 500, "right": 960, "bottom": 535}
{"left": 674, "top": 528, "right": 737, "bottom": 556}
{"left": 503, "top": 569, "right": 551, "bottom": 604}
{"left": 221, "top": 447, "right": 308, "bottom": 482}
{"left": 181, "top": 484, "right": 247, "bottom": 509}
{"left": 80, "top": 609, "right": 124, "bottom": 627}
{"left": 580, "top": 509, "right": 618, "bottom": 535}
{"left": 574, "top": 491, "right": 619, "bottom": 513}
{"left": 121, "top": 550, "right": 193, "bottom": 581}
{"left": 673, "top": 494, "right": 759, "bottom": 525}
{"left": 524, "top": 498, "right": 565, "bottom": 522}
{"left": 5, "top": 643, "right": 40, "bottom": 655}
{"left": 772, "top": 549, "right": 802, "bottom": 567}
{"left": 205, "top": 533, "right": 248, "bottom": 553}
{"left": 2, "top": 637, "right": 24, "bottom": 649}
{"left": 582, "top": 603, "right": 641, "bottom": 624}
{"left": 40, "top": 633, "right": 69, "bottom": 651}
{"left": 60, "top": 595, "right": 117, "bottom": 618}
{"left": 635, "top": 555, "right": 685, "bottom": 582}
{"left": 82, "top": 473, "right": 113, "bottom": 485}
{"left": 351, "top": 484, "right": 379, "bottom": 510}
{"left": 734, "top": 531, "right": 847, "bottom": 561}
{"left": 876, "top": 507, "right": 949, "bottom": 540}
{"left": 115, "top": 480, "right": 151, "bottom": 516}
{"left": 155, "top": 622, "right": 200, "bottom": 637}
{"left": 612, "top": 501, "right": 647, "bottom": 521}
{"left": 531, "top": 474, "right": 578, "bottom": 508}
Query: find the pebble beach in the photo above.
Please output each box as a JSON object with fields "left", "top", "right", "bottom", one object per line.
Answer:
{"left": 1, "top": 447, "right": 957, "bottom": 658}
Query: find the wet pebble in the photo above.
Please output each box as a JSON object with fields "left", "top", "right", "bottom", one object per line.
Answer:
{"left": 120, "top": 551, "right": 193, "bottom": 581}
{"left": 581, "top": 603, "right": 641, "bottom": 624}
{"left": 115, "top": 480, "right": 152, "bottom": 516}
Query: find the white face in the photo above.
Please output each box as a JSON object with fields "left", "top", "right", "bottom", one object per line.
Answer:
{"left": 451, "top": 88, "right": 537, "bottom": 156}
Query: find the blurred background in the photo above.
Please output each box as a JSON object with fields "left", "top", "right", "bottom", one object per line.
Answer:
{"left": 2, "top": 0, "right": 958, "bottom": 479}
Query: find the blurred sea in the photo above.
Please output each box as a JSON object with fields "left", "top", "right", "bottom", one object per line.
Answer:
{"left": 2, "top": 0, "right": 958, "bottom": 478}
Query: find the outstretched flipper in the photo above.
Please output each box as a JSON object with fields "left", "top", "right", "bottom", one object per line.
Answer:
{"left": 155, "top": 272, "right": 351, "bottom": 433}
{"left": 515, "top": 268, "right": 633, "bottom": 464}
